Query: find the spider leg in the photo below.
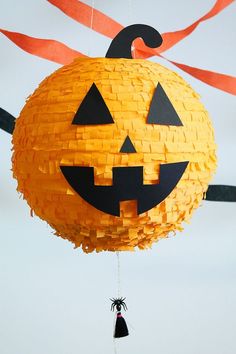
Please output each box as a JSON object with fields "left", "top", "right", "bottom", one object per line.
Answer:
{"left": 111, "top": 303, "right": 115, "bottom": 311}
{"left": 121, "top": 303, "right": 126, "bottom": 311}
{"left": 120, "top": 299, "right": 127, "bottom": 311}
{"left": 110, "top": 298, "right": 116, "bottom": 311}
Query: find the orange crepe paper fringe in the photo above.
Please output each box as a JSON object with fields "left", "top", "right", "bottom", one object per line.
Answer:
{"left": 12, "top": 58, "right": 217, "bottom": 253}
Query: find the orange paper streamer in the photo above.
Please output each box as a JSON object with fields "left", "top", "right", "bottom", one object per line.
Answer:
{"left": 47, "top": 0, "right": 123, "bottom": 39}
{"left": 159, "top": 0, "right": 235, "bottom": 53}
{"left": 135, "top": 45, "right": 236, "bottom": 95}
{"left": 0, "top": 28, "right": 86, "bottom": 65}
{"left": 48, "top": 0, "right": 233, "bottom": 54}
{"left": 1, "top": 1, "right": 235, "bottom": 94}
{"left": 46, "top": 0, "right": 236, "bottom": 95}
{"left": 166, "top": 59, "right": 236, "bottom": 96}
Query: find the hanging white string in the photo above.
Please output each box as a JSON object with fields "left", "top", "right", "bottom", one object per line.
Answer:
{"left": 116, "top": 251, "right": 121, "bottom": 298}
{"left": 128, "top": 0, "right": 136, "bottom": 58}
{"left": 88, "top": 0, "right": 95, "bottom": 56}
{"left": 113, "top": 251, "right": 121, "bottom": 354}
{"left": 113, "top": 333, "right": 118, "bottom": 354}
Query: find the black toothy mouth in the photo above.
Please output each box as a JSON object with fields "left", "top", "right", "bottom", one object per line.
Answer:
{"left": 60, "top": 162, "right": 188, "bottom": 216}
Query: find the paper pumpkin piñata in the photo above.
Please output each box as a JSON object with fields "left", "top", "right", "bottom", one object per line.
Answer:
{"left": 11, "top": 25, "right": 217, "bottom": 253}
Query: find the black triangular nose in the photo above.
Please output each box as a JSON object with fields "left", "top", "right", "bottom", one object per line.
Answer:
{"left": 119, "top": 136, "right": 136, "bottom": 153}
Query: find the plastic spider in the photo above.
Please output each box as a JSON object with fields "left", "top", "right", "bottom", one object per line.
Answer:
{"left": 110, "top": 297, "right": 128, "bottom": 312}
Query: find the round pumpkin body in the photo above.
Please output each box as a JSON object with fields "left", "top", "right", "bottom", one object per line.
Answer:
{"left": 12, "top": 57, "right": 217, "bottom": 252}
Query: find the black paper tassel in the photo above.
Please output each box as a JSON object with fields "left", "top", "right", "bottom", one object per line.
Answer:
{"left": 114, "top": 312, "right": 129, "bottom": 338}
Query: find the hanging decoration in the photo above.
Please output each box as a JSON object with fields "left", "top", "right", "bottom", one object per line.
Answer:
{"left": 110, "top": 297, "right": 129, "bottom": 338}
{"left": 3, "top": 24, "right": 216, "bottom": 253}
{"left": 0, "top": 0, "right": 234, "bottom": 342}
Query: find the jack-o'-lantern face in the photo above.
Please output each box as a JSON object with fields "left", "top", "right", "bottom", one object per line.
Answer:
{"left": 12, "top": 25, "right": 217, "bottom": 252}
{"left": 60, "top": 82, "right": 188, "bottom": 216}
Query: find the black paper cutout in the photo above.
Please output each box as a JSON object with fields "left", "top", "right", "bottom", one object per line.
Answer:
{"left": 72, "top": 83, "right": 114, "bottom": 125}
{"left": 205, "top": 185, "right": 236, "bottom": 202}
{"left": 106, "top": 24, "right": 163, "bottom": 59}
{"left": 147, "top": 83, "right": 183, "bottom": 126}
{"left": 120, "top": 136, "right": 136, "bottom": 153}
{"left": 60, "top": 161, "right": 188, "bottom": 216}
{"left": 114, "top": 312, "right": 129, "bottom": 338}
{"left": 0, "top": 108, "right": 16, "bottom": 134}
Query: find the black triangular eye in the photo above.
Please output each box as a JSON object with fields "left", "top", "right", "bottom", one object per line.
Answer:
{"left": 72, "top": 83, "right": 114, "bottom": 125}
{"left": 147, "top": 83, "right": 183, "bottom": 126}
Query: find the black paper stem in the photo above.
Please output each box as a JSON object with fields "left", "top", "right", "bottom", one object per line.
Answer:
{"left": 105, "top": 24, "right": 163, "bottom": 59}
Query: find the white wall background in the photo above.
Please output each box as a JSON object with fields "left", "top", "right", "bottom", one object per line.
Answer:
{"left": 0, "top": 1, "right": 236, "bottom": 353}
